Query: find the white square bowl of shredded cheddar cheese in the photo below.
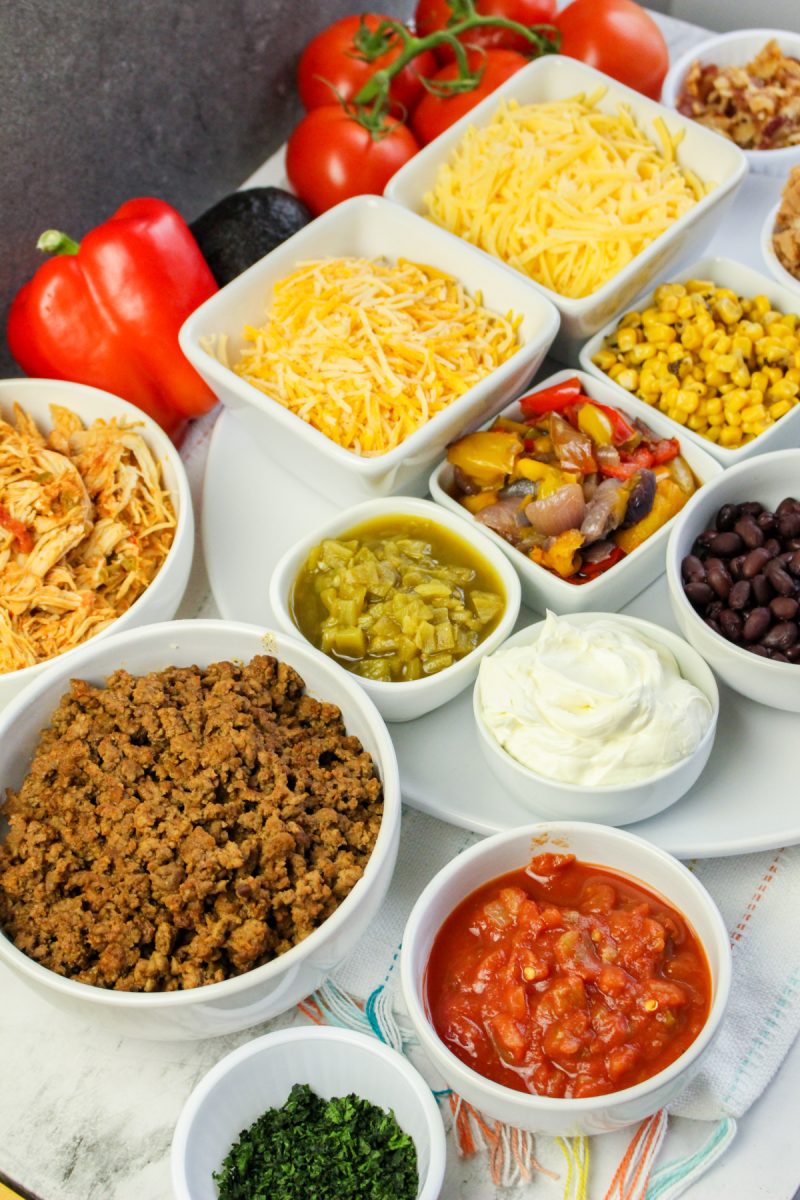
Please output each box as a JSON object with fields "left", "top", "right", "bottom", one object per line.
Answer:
{"left": 180, "top": 196, "right": 560, "bottom": 505}
{"left": 385, "top": 56, "right": 748, "bottom": 363}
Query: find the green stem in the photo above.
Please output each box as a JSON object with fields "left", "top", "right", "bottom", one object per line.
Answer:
{"left": 354, "top": 11, "right": 559, "bottom": 106}
{"left": 37, "top": 230, "right": 80, "bottom": 256}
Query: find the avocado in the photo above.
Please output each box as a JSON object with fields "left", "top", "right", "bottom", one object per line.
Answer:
{"left": 190, "top": 188, "right": 312, "bottom": 286}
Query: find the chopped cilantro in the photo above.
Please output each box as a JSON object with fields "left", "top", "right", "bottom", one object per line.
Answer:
{"left": 213, "top": 1082, "right": 419, "bottom": 1200}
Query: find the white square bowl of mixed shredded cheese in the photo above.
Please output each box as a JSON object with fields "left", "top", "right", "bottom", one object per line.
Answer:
{"left": 385, "top": 56, "right": 748, "bottom": 362}
{"left": 180, "top": 196, "right": 560, "bottom": 504}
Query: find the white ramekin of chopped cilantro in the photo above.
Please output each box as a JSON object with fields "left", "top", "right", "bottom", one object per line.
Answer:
{"left": 171, "top": 1026, "right": 447, "bottom": 1200}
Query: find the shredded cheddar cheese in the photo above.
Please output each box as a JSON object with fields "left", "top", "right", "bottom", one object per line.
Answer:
{"left": 424, "top": 92, "right": 709, "bottom": 300}
{"left": 228, "top": 257, "right": 521, "bottom": 457}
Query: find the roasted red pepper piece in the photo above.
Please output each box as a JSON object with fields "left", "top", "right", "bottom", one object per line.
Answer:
{"left": 0, "top": 504, "right": 33, "bottom": 554}
{"left": 572, "top": 545, "right": 626, "bottom": 582}
{"left": 518, "top": 377, "right": 584, "bottom": 417}
{"left": 590, "top": 401, "right": 637, "bottom": 445}
{"left": 650, "top": 437, "right": 681, "bottom": 464}
{"left": 6, "top": 198, "right": 219, "bottom": 440}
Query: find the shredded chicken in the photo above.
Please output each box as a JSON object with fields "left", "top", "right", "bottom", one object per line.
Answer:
{"left": 774, "top": 166, "right": 800, "bottom": 280}
{"left": 678, "top": 40, "right": 800, "bottom": 151}
{"left": 0, "top": 402, "right": 176, "bottom": 674}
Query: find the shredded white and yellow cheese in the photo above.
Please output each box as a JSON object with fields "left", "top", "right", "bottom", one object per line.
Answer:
{"left": 228, "top": 257, "right": 521, "bottom": 457}
{"left": 424, "top": 91, "right": 709, "bottom": 300}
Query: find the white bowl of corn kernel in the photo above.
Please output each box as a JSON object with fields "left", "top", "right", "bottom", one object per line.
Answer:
{"left": 385, "top": 56, "right": 747, "bottom": 363}
{"left": 180, "top": 195, "right": 559, "bottom": 506}
{"left": 580, "top": 257, "right": 800, "bottom": 466}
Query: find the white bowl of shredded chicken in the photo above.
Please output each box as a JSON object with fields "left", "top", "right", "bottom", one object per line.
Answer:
{"left": 0, "top": 378, "right": 193, "bottom": 710}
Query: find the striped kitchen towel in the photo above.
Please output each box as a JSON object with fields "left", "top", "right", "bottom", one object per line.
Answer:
{"left": 298, "top": 808, "right": 800, "bottom": 1200}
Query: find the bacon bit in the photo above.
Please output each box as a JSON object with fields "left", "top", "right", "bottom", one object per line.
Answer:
{"left": 0, "top": 503, "right": 33, "bottom": 553}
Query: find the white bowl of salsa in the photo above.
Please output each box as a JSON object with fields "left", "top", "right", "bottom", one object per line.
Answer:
{"left": 402, "top": 822, "right": 730, "bottom": 1136}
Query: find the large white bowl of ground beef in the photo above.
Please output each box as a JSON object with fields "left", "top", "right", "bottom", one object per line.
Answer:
{"left": 0, "top": 620, "right": 400, "bottom": 1040}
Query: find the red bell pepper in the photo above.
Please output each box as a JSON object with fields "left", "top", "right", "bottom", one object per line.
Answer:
{"left": 6, "top": 198, "right": 219, "bottom": 440}
{"left": 518, "top": 377, "right": 585, "bottom": 417}
{"left": 590, "top": 401, "right": 637, "bottom": 445}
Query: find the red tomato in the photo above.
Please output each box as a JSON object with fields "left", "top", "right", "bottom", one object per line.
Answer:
{"left": 415, "top": 0, "right": 557, "bottom": 60}
{"left": 297, "top": 14, "right": 437, "bottom": 114}
{"left": 556, "top": 0, "right": 669, "bottom": 101}
{"left": 286, "top": 107, "right": 420, "bottom": 215}
{"left": 411, "top": 49, "right": 528, "bottom": 145}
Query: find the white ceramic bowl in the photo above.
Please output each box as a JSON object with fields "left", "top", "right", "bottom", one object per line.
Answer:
{"left": 269, "top": 497, "right": 521, "bottom": 723}
{"left": 385, "top": 56, "right": 747, "bottom": 363}
{"left": 0, "top": 620, "right": 401, "bottom": 1039}
{"left": 402, "top": 821, "right": 731, "bottom": 1136}
{"left": 179, "top": 195, "right": 559, "bottom": 505}
{"left": 661, "top": 29, "right": 800, "bottom": 177}
{"left": 472, "top": 613, "right": 719, "bottom": 826}
{"left": 0, "top": 378, "right": 193, "bottom": 712}
{"left": 172, "top": 1026, "right": 446, "bottom": 1200}
{"left": 430, "top": 369, "right": 722, "bottom": 614}
{"left": 761, "top": 202, "right": 800, "bottom": 296}
{"left": 581, "top": 256, "right": 800, "bottom": 466}
{"left": 666, "top": 449, "right": 800, "bottom": 712}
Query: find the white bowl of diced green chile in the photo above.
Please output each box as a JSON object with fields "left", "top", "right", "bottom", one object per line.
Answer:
{"left": 269, "top": 498, "right": 521, "bottom": 723}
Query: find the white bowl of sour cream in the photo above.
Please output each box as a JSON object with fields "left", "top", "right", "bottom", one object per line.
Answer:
{"left": 474, "top": 612, "right": 718, "bottom": 826}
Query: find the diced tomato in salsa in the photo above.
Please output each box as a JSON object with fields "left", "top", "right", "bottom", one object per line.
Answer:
{"left": 425, "top": 854, "right": 711, "bottom": 1099}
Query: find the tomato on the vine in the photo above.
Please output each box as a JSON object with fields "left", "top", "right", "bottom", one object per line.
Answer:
{"left": 411, "top": 49, "right": 528, "bottom": 145}
{"left": 556, "top": 0, "right": 669, "bottom": 101}
{"left": 286, "top": 107, "right": 420, "bottom": 216}
{"left": 298, "top": 14, "right": 437, "bottom": 115}
{"left": 414, "top": 0, "right": 557, "bottom": 61}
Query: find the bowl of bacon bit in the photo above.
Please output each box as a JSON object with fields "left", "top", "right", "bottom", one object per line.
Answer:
{"left": 0, "top": 377, "right": 192, "bottom": 710}
{"left": 762, "top": 168, "right": 800, "bottom": 293}
{"left": 662, "top": 29, "right": 800, "bottom": 176}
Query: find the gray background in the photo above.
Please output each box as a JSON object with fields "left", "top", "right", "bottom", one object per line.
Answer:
{"left": 0, "top": 0, "right": 413, "bottom": 375}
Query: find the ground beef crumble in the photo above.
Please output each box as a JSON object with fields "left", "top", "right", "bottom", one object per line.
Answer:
{"left": 0, "top": 656, "right": 383, "bottom": 992}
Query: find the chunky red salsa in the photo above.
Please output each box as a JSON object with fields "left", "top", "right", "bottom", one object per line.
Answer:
{"left": 426, "top": 853, "right": 712, "bottom": 1099}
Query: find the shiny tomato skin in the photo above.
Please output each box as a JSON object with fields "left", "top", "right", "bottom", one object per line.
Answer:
{"left": 411, "top": 49, "right": 528, "bottom": 145}
{"left": 286, "top": 107, "right": 420, "bottom": 215}
{"left": 556, "top": 0, "right": 669, "bottom": 101}
{"left": 415, "top": 0, "right": 558, "bottom": 60}
{"left": 298, "top": 14, "right": 437, "bottom": 114}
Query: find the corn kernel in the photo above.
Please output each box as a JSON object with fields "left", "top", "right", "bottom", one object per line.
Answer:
{"left": 593, "top": 349, "right": 618, "bottom": 372}
{"left": 645, "top": 322, "right": 677, "bottom": 344}
{"left": 770, "top": 398, "right": 793, "bottom": 419}
{"left": 629, "top": 342, "right": 658, "bottom": 363}
{"left": 720, "top": 425, "right": 743, "bottom": 446}
{"left": 741, "top": 403, "right": 766, "bottom": 423}
{"left": 617, "top": 327, "right": 639, "bottom": 352}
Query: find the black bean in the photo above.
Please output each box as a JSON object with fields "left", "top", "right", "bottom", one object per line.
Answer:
{"left": 735, "top": 515, "right": 764, "bottom": 549}
{"left": 719, "top": 609, "right": 743, "bottom": 641}
{"left": 681, "top": 554, "right": 706, "bottom": 583}
{"left": 772, "top": 652, "right": 790, "bottom": 663}
{"left": 771, "top": 596, "right": 799, "bottom": 621}
{"left": 752, "top": 574, "right": 774, "bottom": 606}
{"left": 787, "top": 644, "right": 800, "bottom": 663}
{"left": 765, "top": 558, "right": 796, "bottom": 596}
{"left": 684, "top": 581, "right": 714, "bottom": 608}
{"left": 743, "top": 547, "right": 772, "bottom": 578}
{"left": 778, "top": 511, "right": 800, "bottom": 540}
{"left": 740, "top": 501, "right": 764, "bottom": 516}
{"left": 788, "top": 551, "right": 800, "bottom": 577}
{"left": 706, "top": 557, "right": 732, "bottom": 599}
{"left": 761, "top": 621, "right": 799, "bottom": 651}
{"left": 757, "top": 510, "right": 776, "bottom": 532}
{"left": 705, "top": 617, "right": 722, "bottom": 635}
{"left": 711, "top": 531, "right": 744, "bottom": 557}
{"left": 729, "top": 580, "right": 751, "bottom": 610}
{"left": 788, "top": 539, "right": 800, "bottom": 553}
{"left": 716, "top": 503, "right": 739, "bottom": 531}
{"left": 730, "top": 554, "right": 747, "bottom": 580}
{"left": 764, "top": 538, "right": 781, "bottom": 559}
{"left": 743, "top": 607, "right": 771, "bottom": 642}
{"left": 749, "top": 644, "right": 772, "bottom": 658}
{"left": 777, "top": 497, "right": 800, "bottom": 518}
{"left": 695, "top": 530, "right": 718, "bottom": 550}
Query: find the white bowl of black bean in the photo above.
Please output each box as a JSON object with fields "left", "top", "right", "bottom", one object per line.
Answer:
{"left": 667, "top": 449, "right": 800, "bottom": 711}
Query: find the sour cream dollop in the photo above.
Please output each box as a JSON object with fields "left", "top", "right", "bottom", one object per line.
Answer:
{"left": 478, "top": 612, "right": 713, "bottom": 787}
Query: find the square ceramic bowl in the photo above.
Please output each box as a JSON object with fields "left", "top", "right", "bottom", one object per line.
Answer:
{"left": 269, "top": 497, "right": 521, "bottom": 722}
{"left": 401, "top": 822, "right": 731, "bottom": 1136}
{"left": 180, "top": 195, "right": 559, "bottom": 505}
{"left": 385, "top": 56, "right": 747, "bottom": 362}
{"left": 666, "top": 448, "right": 800, "bottom": 712}
{"left": 661, "top": 29, "right": 800, "bottom": 177}
{"left": 172, "top": 1027, "right": 446, "bottom": 1200}
{"left": 429, "top": 369, "right": 722, "bottom": 614}
{"left": 581, "top": 256, "right": 800, "bottom": 467}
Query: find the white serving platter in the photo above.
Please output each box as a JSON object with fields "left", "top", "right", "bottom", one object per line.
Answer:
{"left": 203, "top": 403, "right": 798, "bottom": 860}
